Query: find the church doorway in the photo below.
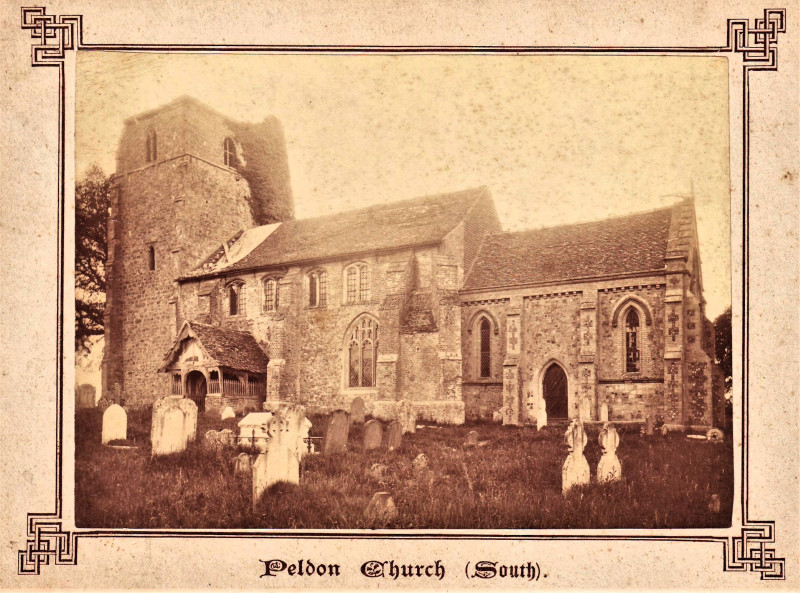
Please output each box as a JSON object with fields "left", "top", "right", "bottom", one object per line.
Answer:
{"left": 543, "top": 363, "right": 568, "bottom": 419}
{"left": 185, "top": 370, "right": 207, "bottom": 412}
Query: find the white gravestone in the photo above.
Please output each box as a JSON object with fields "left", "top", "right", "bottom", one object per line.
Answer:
{"left": 596, "top": 423, "right": 622, "bottom": 483}
{"left": 562, "top": 419, "right": 590, "bottom": 494}
{"left": 221, "top": 406, "right": 236, "bottom": 420}
{"left": 251, "top": 405, "right": 307, "bottom": 508}
{"left": 600, "top": 402, "right": 609, "bottom": 422}
{"left": 151, "top": 397, "right": 197, "bottom": 456}
{"left": 397, "top": 400, "right": 416, "bottom": 434}
{"left": 101, "top": 404, "right": 127, "bottom": 444}
{"left": 536, "top": 398, "right": 547, "bottom": 431}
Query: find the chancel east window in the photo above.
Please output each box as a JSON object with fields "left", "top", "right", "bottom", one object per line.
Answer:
{"left": 347, "top": 315, "right": 378, "bottom": 388}
{"left": 308, "top": 269, "right": 328, "bottom": 307}
{"left": 345, "top": 263, "right": 370, "bottom": 304}
{"left": 146, "top": 129, "right": 157, "bottom": 162}
{"left": 227, "top": 281, "right": 246, "bottom": 317}
{"left": 263, "top": 277, "right": 279, "bottom": 312}
{"left": 625, "top": 308, "right": 640, "bottom": 373}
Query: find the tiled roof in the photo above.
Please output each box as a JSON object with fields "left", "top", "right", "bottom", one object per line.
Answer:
{"left": 185, "top": 187, "right": 488, "bottom": 278}
{"left": 462, "top": 204, "right": 677, "bottom": 291}
{"left": 187, "top": 322, "right": 269, "bottom": 373}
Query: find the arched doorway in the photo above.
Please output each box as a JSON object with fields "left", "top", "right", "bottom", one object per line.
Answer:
{"left": 185, "top": 370, "right": 207, "bottom": 412}
{"left": 543, "top": 363, "right": 568, "bottom": 419}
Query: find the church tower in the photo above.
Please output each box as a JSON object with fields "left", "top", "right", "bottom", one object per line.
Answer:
{"left": 102, "top": 96, "right": 294, "bottom": 405}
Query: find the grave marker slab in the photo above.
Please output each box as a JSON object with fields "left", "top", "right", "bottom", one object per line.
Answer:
{"left": 562, "top": 419, "right": 590, "bottom": 494}
{"left": 101, "top": 404, "right": 127, "bottom": 444}
{"left": 600, "top": 402, "right": 609, "bottom": 422}
{"left": 221, "top": 406, "right": 236, "bottom": 420}
{"left": 536, "top": 399, "right": 547, "bottom": 430}
{"left": 465, "top": 430, "right": 479, "bottom": 447}
{"left": 350, "top": 397, "right": 365, "bottom": 425}
{"left": 383, "top": 420, "right": 402, "bottom": 451}
{"left": 363, "top": 419, "right": 383, "bottom": 451}
{"left": 397, "top": 400, "right": 416, "bottom": 434}
{"left": 363, "top": 492, "right": 398, "bottom": 523}
{"left": 76, "top": 384, "right": 96, "bottom": 409}
{"left": 322, "top": 410, "right": 350, "bottom": 455}
{"left": 596, "top": 423, "right": 622, "bottom": 483}
{"left": 151, "top": 397, "right": 197, "bottom": 456}
{"left": 234, "top": 452, "right": 252, "bottom": 475}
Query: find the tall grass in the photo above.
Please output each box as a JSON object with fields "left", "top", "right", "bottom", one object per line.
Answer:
{"left": 75, "top": 409, "right": 732, "bottom": 529}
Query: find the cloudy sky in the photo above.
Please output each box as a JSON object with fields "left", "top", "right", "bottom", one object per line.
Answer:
{"left": 76, "top": 52, "right": 730, "bottom": 317}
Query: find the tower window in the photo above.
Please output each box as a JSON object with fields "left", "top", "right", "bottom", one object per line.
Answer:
{"left": 625, "top": 308, "right": 640, "bottom": 373}
{"left": 223, "top": 137, "right": 236, "bottom": 167}
{"left": 146, "top": 129, "right": 157, "bottom": 163}
{"left": 147, "top": 245, "right": 155, "bottom": 271}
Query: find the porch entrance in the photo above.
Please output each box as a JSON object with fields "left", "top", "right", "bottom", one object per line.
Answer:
{"left": 186, "top": 370, "right": 207, "bottom": 412}
{"left": 543, "top": 363, "right": 568, "bottom": 419}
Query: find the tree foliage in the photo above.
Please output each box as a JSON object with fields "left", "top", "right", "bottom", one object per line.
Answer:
{"left": 75, "top": 165, "right": 110, "bottom": 353}
{"left": 713, "top": 306, "right": 732, "bottom": 390}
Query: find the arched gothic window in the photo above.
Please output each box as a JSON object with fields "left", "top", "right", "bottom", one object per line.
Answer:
{"left": 226, "top": 281, "right": 246, "bottom": 317}
{"left": 344, "top": 263, "right": 370, "bottom": 304}
{"left": 146, "top": 129, "right": 157, "bottom": 162}
{"left": 223, "top": 137, "right": 236, "bottom": 167}
{"left": 308, "top": 269, "right": 328, "bottom": 307}
{"left": 625, "top": 308, "right": 640, "bottom": 373}
{"left": 347, "top": 315, "right": 378, "bottom": 388}
{"left": 262, "top": 277, "right": 279, "bottom": 312}
{"left": 479, "top": 317, "right": 491, "bottom": 378}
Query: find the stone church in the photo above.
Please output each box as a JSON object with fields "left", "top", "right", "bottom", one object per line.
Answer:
{"left": 102, "top": 96, "right": 723, "bottom": 429}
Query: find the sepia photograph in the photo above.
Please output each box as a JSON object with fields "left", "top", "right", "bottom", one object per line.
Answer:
{"left": 74, "top": 53, "right": 732, "bottom": 530}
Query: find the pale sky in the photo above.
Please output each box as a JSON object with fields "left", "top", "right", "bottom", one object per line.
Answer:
{"left": 76, "top": 52, "right": 730, "bottom": 317}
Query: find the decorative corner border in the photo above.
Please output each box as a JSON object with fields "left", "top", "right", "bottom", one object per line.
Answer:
{"left": 16, "top": 5, "right": 789, "bottom": 581}
{"left": 18, "top": 516, "right": 77, "bottom": 576}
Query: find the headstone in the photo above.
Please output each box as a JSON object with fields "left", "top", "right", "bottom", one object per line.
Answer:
{"left": 412, "top": 453, "right": 429, "bottom": 474}
{"left": 252, "top": 452, "right": 269, "bottom": 510}
{"left": 204, "top": 429, "right": 222, "bottom": 448}
{"left": 363, "top": 492, "right": 398, "bottom": 523}
{"left": 76, "top": 384, "right": 96, "bottom": 409}
{"left": 298, "top": 416, "right": 313, "bottom": 458}
{"left": 596, "top": 423, "right": 622, "bottom": 483}
{"left": 536, "top": 399, "right": 547, "bottom": 431}
{"left": 600, "top": 402, "right": 609, "bottom": 422}
{"left": 645, "top": 415, "right": 655, "bottom": 436}
{"left": 709, "top": 494, "right": 721, "bottom": 513}
{"left": 366, "top": 463, "right": 388, "bottom": 484}
{"left": 322, "top": 410, "right": 350, "bottom": 455}
{"left": 465, "top": 430, "right": 479, "bottom": 447}
{"left": 237, "top": 412, "right": 274, "bottom": 452}
{"left": 257, "top": 405, "right": 306, "bottom": 489}
{"left": 562, "top": 419, "right": 590, "bottom": 494}
{"left": 101, "top": 404, "right": 127, "bottom": 444}
{"left": 397, "top": 400, "right": 416, "bottom": 434}
{"left": 151, "top": 396, "right": 197, "bottom": 456}
{"left": 349, "top": 397, "right": 366, "bottom": 425}
{"left": 219, "top": 428, "right": 234, "bottom": 446}
{"left": 234, "top": 452, "right": 252, "bottom": 475}
{"left": 492, "top": 409, "right": 503, "bottom": 423}
{"left": 363, "top": 419, "right": 383, "bottom": 451}
{"left": 383, "top": 420, "right": 402, "bottom": 451}
{"left": 221, "top": 406, "right": 236, "bottom": 420}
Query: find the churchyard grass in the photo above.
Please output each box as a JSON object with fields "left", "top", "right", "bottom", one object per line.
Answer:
{"left": 76, "top": 408, "right": 733, "bottom": 529}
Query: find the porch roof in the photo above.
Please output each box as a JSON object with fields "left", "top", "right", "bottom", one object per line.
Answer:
{"left": 160, "top": 321, "right": 269, "bottom": 374}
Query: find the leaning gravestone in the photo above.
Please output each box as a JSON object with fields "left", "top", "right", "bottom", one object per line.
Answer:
{"left": 363, "top": 419, "right": 383, "bottom": 451}
{"left": 397, "top": 400, "right": 416, "bottom": 434}
{"left": 350, "top": 397, "right": 366, "bottom": 425}
{"left": 322, "top": 410, "right": 350, "bottom": 455}
{"left": 151, "top": 397, "right": 198, "bottom": 456}
{"left": 101, "top": 404, "right": 127, "bottom": 444}
{"left": 596, "top": 423, "right": 622, "bottom": 483}
{"left": 363, "top": 492, "right": 398, "bottom": 523}
{"left": 536, "top": 399, "right": 547, "bottom": 431}
{"left": 562, "top": 419, "right": 590, "bottom": 494}
{"left": 383, "top": 420, "right": 402, "bottom": 451}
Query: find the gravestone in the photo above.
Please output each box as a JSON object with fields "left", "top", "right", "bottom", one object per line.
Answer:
{"left": 465, "top": 430, "right": 479, "bottom": 447}
{"left": 251, "top": 452, "right": 269, "bottom": 510}
{"left": 221, "top": 406, "right": 236, "bottom": 420}
{"left": 237, "top": 412, "right": 274, "bottom": 452}
{"left": 596, "top": 423, "right": 622, "bottom": 483}
{"left": 412, "top": 453, "right": 429, "bottom": 474}
{"left": 383, "top": 421, "right": 402, "bottom": 451}
{"left": 151, "top": 397, "right": 197, "bottom": 456}
{"left": 709, "top": 494, "right": 721, "bottom": 513}
{"left": 349, "top": 397, "right": 365, "bottom": 425}
{"left": 536, "top": 399, "right": 547, "bottom": 431}
{"left": 101, "top": 404, "right": 127, "bottom": 444}
{"left": 298, "top": 416, "right": 313, "bottom": 458}
{"left": 234, "top": 452, "right": 252, "bottom": 475}
{"left": 363, "top": 492, "right": 398, "bottom": 523}
{"left": 366, "top": 463, "right": 388, "bottom": 484}
{"left": 96, "top": 397, "right": 111, "bottom": 412}
{"left": 492, "top": 410, "right": 503, "bottom": 423}
{"left": 363, "top": 419, "right": 383, "bottom": 451}
{"left": 600, "top": 402, "right": 609, "bottom": 422}
{"left": 562, "top": 419, "right": 590, "bottom": 494}
{"left": 322, "top": 410, "right": 350, "bottom": 455}
{"left": 255, "top": 404, "right": 306, "bottom": 492}
{"left": 397, "top": 400, "right": 416, "bottom": 434}
{"left": 645, "top": 415, "right": 655, "bottom": 436}
{"left": 76, "top": 384, "right": 96, "bottom": 409}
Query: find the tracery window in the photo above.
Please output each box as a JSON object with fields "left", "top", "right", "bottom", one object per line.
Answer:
{"left": 344, "top": 263, "right": 370, "bottom": 304}
{"left": 625, "top": 308, "right": 640, "bottom": 373}
{"left": 479, "top": 317, "right": 491, "bottom": 378}
{"left": 308, "top": 269, "right": 328, "bottom": 307}
{"left": 262, "top": 277, "right": 279, "bottom": 312}
{"left": 226, "top": 281, "right": 246, "bottom": 317}
{"left": 347, "top": 315, "right": 378, "bottom": 388}
{"left": 146, "top": 129, "right": 157, "bottom": 162}
{"left": 223, "top": 137, "right": 236, "bottom": 167}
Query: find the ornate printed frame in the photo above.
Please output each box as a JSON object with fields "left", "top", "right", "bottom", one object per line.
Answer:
{"left": 17, "top": 5, "right": 787, "bottom": 580}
